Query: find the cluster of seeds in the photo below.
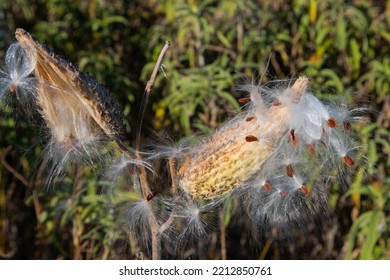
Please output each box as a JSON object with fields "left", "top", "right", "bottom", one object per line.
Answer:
{"left": 176, "top": 77, "right": 358, "bottom": 200}
{"left": 0, "top": 29, "right": 364, "bottom": 252}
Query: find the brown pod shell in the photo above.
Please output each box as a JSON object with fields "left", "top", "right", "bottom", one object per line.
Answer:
{"left": 15, "top": 28, "right": 125, "bottom": 144}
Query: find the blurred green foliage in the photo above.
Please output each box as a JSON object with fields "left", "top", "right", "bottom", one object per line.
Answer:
{"left": 0, "top": 0, "right": 389, "bottom": 259}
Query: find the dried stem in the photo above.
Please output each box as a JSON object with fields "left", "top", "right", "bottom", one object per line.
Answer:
{"left": 136, "top": 41, "right": 171, "bottom": 151}
{"left": 133, "top": 41, "right": 170, "bottom": 260}
{"left": 158, "top": 208, "right": 176, "bottom": 235}
{"left": 133, "top": 41, "right": 171, "bottom": 199}
{"left": 158, "top": 156, "right": 180, "bottom": 235}
{"left": 259, "top": 238, "right": 273, "bottom": 260}
{"left": 168, "top": 156, "right": 178, "bottom": 194}
{"left": 0, "top": 146, "right": 29, "bottom": 187}
{"left": 151, "top": 226, "right": 161, "bottom": 260}
{"left": 135, "top": 152, "right": 153, "bottom": 196}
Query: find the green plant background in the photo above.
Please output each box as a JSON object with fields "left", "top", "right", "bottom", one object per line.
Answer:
{"left": 0, "top": 0, "right": 388, "bottom": 259}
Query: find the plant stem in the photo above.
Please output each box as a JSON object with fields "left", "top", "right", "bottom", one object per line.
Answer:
{"left": 134, "top": 41, "right": 171, "bottom": 260}
{"left": 136, "top": 41, "right": 171, "bottom": 151}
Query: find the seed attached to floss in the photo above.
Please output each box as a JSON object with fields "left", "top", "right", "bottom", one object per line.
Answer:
{"left": 245, "top": 135, "right": 259, "bottom": 142}
{"left": 286, "top": 164, "right": 294, "bottom": 178}
{"left": 177, "top": 77, "right": 310, "bottom": 200}
{"left": 327, "top": 118, "right": 338, "bottom": 128}
{"left": 246, "top": 116, "right": 255, "bottom": 122}
{"left": 9, "top": 84, "right": 16, "bottom": 93}
{"left": 263, "top": 181, "right": 272, "bottom": 192}
{"left": 290, "top": 129, "right": 298, "bottom": 148}
{"left": 146, "top": 191, "right": 158, "bottom": 201}
{"left": 280, "top": 191, "right": 288, "bottom": 198}
{"left": 343, "top": 155, "right": 355, "bottom": 167}
{"left": 238, "top": 97, "right": 251, "bottom": 103}
{"left": 343, "top": 121, "right": 351, "bottom": 132}
{"left": 307, "top": 143, "right": 316, "bottom": 156}
{"left": 300, "top": 185, "right": 309, "bottom": 196}
{"left": 273, "top": 99, "right": 281, "bottom": 106}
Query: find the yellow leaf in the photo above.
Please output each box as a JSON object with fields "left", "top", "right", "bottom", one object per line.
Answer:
{"left": 309, "top": 0, "right": 317, "bottom": 23}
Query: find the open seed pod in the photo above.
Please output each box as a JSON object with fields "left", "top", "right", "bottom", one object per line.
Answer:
{"left": 177, "top": 77, "right": 360, "bottom": 203}
{"left": 15, "top": 28, "right": 125, "bottom": 152}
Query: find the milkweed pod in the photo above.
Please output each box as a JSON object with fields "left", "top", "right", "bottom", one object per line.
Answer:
{"left": 177, "top": 78, "right": 309, "bottom": 200}
{"left": 15, "top": 28, "right": 125, "bottom": 147}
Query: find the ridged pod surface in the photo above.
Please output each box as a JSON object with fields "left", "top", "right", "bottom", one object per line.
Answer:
{"left": 178, "top": 78, "right": 309, "bottom": 200}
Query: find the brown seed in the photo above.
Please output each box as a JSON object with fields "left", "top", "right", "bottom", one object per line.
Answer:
{"left": 126, "top": 166, "right": 136, "bottom": 175}
{"left": 320, "top": 140, "right": 327, "bottom": 149}
{"left": 9, "top": 84, "right": 16, "bottom": 93}
{"left": 290, "top": 129, "right": 298, "bottom": 148}
{"left": 343, "top": 121, "right": 351, "bottom": 132}
{"left": 307, "top": 143, "right": 316, "bottom": 156}
{"left": 264, "top": 181, "right": 272, "bottom": 192}
{"left": 246, "top": 116, "right": 255, "bottom": 122}
{"left": 300, "top": 185, "right": 309, "bottom": 196}
{"left": 280, "top": 191, "right": 288, "bottom": 198}
{"left": 273, "top": 99, "right": 281, "bottom": 106}
{"left": 146, "top": 191, "right": 157, "bottom": 201}
{"left": 343, "top": 155, "right": 355, "bottom": 167}
{"left": 327, "top": 118, "right": 338, "bottom": 128}
{"left": 286, "top": 164, "right": 294, "bottom": 178}
{"left": 238, "top": 97, "right": 251, "bottom": 103}
{"left": 245, "top": 135, "right": 259, "bottom": 142}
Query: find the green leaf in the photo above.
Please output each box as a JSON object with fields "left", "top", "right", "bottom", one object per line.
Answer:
{"left": 38, "top": 211, "right": 48, "bottom": 223}
{"left": 217, "top": 91, "right": 240, "bottom": 110}
{"left": 336, "top": 19, "right": 347, "bottom": 51}
{"left": 349, "top": 38, "right": 361, "bottom": 76}
{"left": 345, "top": 211, "right": 372, "bottom": 259}
{"left": 315, "top": 26, "right": 331, "bottom": 45}
{"left": 223, "top": 197, "right": 233, "bottom": 227}
{"left": 180, "top": 108, "right": 191, "bottom": 135}
{"left": 320, "top": 69, "right": 344, "bottom": 92}
{"left": 360, "top": 211, "right": 383, "bottom": 260}
{"left": 217, "top": 31, "right": 232, "bottom": 48}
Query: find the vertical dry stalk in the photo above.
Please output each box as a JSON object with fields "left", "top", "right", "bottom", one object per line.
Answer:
{"left": 135, "top": 41, "right": 170, "bottom": 260}
{"left": 136, "top": 41, "right": 171, "bottom": 151}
